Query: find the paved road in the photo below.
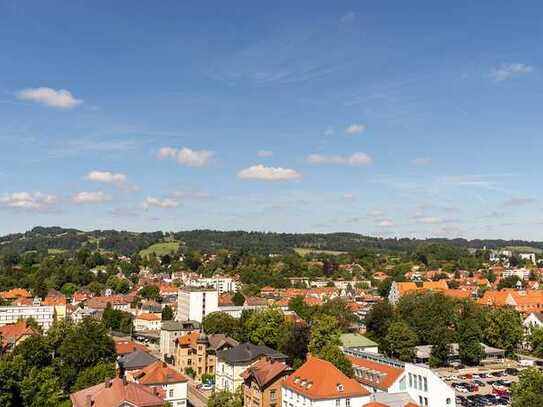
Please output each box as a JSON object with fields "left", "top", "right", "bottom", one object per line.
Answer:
{"left": 188, "top": 382, "right": 208, "bottom": 407}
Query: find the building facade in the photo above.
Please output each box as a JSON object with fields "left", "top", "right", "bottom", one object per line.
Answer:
{"left": 0, "top": 304, "right": 55, "bottom": 331}
{"left": 174, "top": 331, "right": 238, "bottom": 380}
{"left": 177, "top": 288, "right": 219, "bottom": 323}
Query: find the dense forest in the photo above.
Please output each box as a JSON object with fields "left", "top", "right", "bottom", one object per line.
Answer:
{"left": 0, "top": 226, "right": 543, "bottom": 256}
{"left": 1, "top": 226, "right": 542, "bottom": 257}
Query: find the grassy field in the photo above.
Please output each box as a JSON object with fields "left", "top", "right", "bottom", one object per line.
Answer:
{"left": 139, "top": 241, "right": 180, "bottom": 257}
{"left": 48, "top": 248, "right": 67, "bottom": 255}
{"left": 294, "top": 247, "right": 346, "bottom": 256}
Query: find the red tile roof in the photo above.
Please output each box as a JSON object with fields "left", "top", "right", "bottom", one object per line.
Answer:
{"left": 135, "top": 361, "right": 187, "bottom": 385}
{"left": 136, "top": 313, "right": 161, "bottom": 321}
{"left": 283, "top": 356, "right": 369, "bottom": 400}
{"left": 43, "top": 295, "right": 67, "bottom": 305}
{"left": 0, "top": 321, "right": 38, "bottom": 349}
{"left": 70, "top": 378, "right": 164, "bottom": 407}
{"left": 241, "top": 358, "right": 291, "bottom": 389}
{"left": 114, "top": 340, "right": 150, "bottom": 355}
{"left": 0, "top": 288, "right": 32, "bottom": 300}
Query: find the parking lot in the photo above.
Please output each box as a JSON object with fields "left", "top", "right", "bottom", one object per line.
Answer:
{"left": 441, "top": 368, "right": 520, "bottom": 407}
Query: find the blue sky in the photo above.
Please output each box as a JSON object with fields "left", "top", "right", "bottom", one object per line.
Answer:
{"left": 1, "top": 1, "right": 542, "bottom": 239}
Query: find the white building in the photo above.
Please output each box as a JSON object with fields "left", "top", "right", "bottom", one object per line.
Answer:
{"left": 0, "top": 304, "right": 55, "bottom": 331}
{"left": 502, "top": 268, "right": 531, "bottom": 280}
{"left": 524, "top": 312, "right": 543, "bottom": 335}
{"left": 133, "top": 312, "right": 161, "bottom": 331}
{"left": 185, "top": 275, "right": 239, "bottom": 293}
{"left": 217, "top": 303, "right": 268, "bottom": 318}
{"left": 282, "top": 356, "right": 371, "bottom": 407}
{"left": 177, "top": 288, "right": 219, "bottom": 323}
{"left": 345, "top": 350, "right": 456, "bottom": 407}
{"left": 520, "top": 253, "right": 537, "bottom": 265}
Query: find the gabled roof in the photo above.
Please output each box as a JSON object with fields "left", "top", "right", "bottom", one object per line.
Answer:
{"left": 0, "top": 321, "right": 38, "bottom": 349}
{"left": 0, "top": 288, "right": 32, "bottom": 300}
{"left": 217, "top": 342, "right": 287, "bottom": 364}
{"left": 527, "top": 312, "right": 543, "bottom": 324}
{"left": 70, "top": 378, "right": 164, "bottom": 407}
{"left": 136, "top": 312, "right": 161, "bottom": 321}
{"left": 114, "top": 340, "right": 150, "bottom": 355}
{"left": 241, "top": 358, "right": 291, "bottom": 389}
{"left": 135, "top": 361, "right": 187, "bottom": 385}
{"left": 348, "top": 355, "right": 404, "bottom": 391}
{"left": 43, "top": 295, "right": 67, "bottom": 305}
{"left": 118, "top": 351, "right": 158, "bottom": 370}
{"left": 283, "top": 356, "right": 369, "bottom": 400}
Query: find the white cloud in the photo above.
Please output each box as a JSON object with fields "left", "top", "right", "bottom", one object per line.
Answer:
{"left": 16, "top": 87, "right": 83, "bottom": 109}
{"left": 416, "top": 216, "right": 442, "bottom": 225}
{"left": 238, "top": 164, "right": 301, "bottom": 181}
{"left": 257, "top": 150, "right": 273, "bottom": 157}
{"left": 307, "top": 152, "right": 372, "bottom": 166}
{"left": 343, "top": 193, "right": 355, "bottom": 200}
{"left": 490, "top": 63, "right": 534, "bottom": 82}
{"left": 85, "top": 170, "right": 128, "bottom": 189}
{"left": 345, "top": 123, "right": 366, "bottom": 135}
{"left": 143, "top": 197, "right": 179, "bottom": 209}
{"left": 158, "top": 146, "right": 214, "bottom": 167}
{"left": 72, "top": 191, "right": 112, "bottom": 204}
{"left": 412, "top": 158, "right": 432, "bottom": 166}
{"left": 377, "top": 219, "right": 395, "bottom": 228}
{"left": 0, "top": 192, "right": 58, "bottom": 211}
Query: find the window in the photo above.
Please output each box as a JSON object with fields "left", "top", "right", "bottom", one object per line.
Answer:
{"left": 418, "top": 375, "right": 422, "bottom": 390}
{"left": 335, "top": 400, "right": 340, "bottom": 407}
{"left": 270, "top": 389, "right": 277, "bottom": 401}
{"left": 446, "top": 398, "right": 451, "bottom": 405}
{"left": 346, "top": 398, "right": 351, "bottom": 407}
{"left": 408, "top": 373, "right": 413, "bottom": 387}
{"left": 424, "top": 397, "right": 428, "bottom": 406}
{"left": 169, "top": 389, "right": 174, "bottom": 397}
{"left": 423, "top": 377, "right": 428, "bottom": 392}
{"left": 419, "top": 396, "right": 423, "bottom": 405}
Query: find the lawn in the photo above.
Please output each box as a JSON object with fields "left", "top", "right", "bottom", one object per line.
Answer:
{"left": 139, "top": 241, "right": 180, "bottom": 257}
{"left": 48, "top": 248, "right": 67, "bottom": 255}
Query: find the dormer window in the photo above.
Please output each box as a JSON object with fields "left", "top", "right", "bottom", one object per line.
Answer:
{"left": 336, "top": 383, "right": 344, "bottom": 392}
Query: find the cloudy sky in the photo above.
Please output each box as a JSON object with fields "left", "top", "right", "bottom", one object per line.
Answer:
{"left": 1, "top": 1, "right": 542, "bottom": 239}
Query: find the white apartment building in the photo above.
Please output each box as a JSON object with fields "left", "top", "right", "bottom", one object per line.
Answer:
{"left": 185, "top": 275, "right": 239, "bottom": 293}
{"left": 502, "top": 268, "right": 530, "bottom": 280}
{"left": 177, "top": 288, "right": 219, "bottom": 323}
{"left": 345, "top": 350, "right": 456, "bottom": 407}
{"left": 0, "top": 304, "right": 55, "bottom": 331}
